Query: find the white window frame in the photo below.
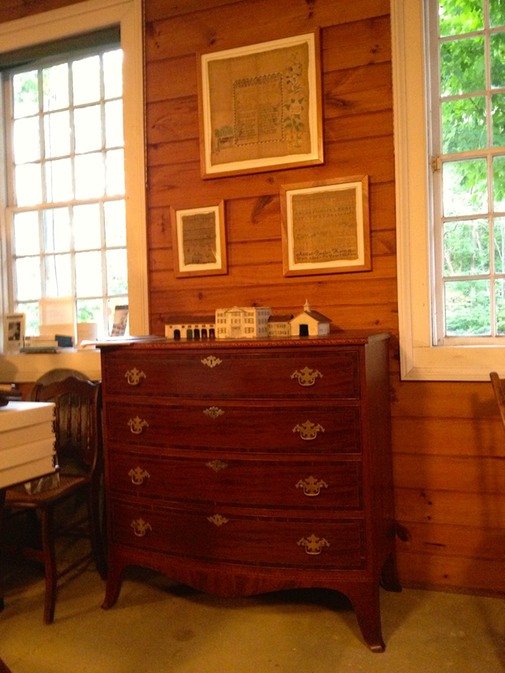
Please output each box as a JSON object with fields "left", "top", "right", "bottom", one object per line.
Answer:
{"left": 392, "top": 0, "right": 504, "bottom": 381}
{"left": 0, "top": 0, "right": 148, "bottom": 382}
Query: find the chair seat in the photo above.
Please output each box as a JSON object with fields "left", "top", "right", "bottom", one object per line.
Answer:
{"left": 5, "top": 474, "right": 90, "bottom": 507}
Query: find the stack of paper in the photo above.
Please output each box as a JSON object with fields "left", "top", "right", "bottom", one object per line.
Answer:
{"left": 0, "top": 401, "right": 56, "bottom": 488}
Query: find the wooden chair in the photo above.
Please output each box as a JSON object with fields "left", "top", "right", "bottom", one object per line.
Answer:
{"left": 3, "top": 376, "right": 106, "bottom": 623}
{"left": 490, "top": 371, "right": 505, "bottom": 428}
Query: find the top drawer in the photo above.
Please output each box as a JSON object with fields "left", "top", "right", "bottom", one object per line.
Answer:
{"left": 102, "top": 347, "right": 361, "bottom": 400}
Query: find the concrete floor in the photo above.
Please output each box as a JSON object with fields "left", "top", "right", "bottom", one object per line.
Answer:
{"left": 0, "top": 555, "right": 504, "bottom": 673}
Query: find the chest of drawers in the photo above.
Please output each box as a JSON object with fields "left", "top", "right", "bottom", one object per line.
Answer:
{"left": 100, "top": 334, "right": 399, "bottom": 651}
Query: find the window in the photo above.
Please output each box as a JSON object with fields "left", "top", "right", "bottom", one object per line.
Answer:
{"left": 0, "top": 0, "right": 148, "bottom": 380}
{"left": 4, "top": 44, "right": 127, "bottom": 337}
{"left": 429, "top": 1, "right": 505, "bottom": 342}
{"left": 392, "top": 0, "right": 505, "bottom": 380}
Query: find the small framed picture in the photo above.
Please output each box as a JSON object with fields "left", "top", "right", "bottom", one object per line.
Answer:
{"left": 4, "top": 312, "right": 25, "bottom": 353}
{"left": 281, "top": 175, "right": 371, "bottom": 276}
{"left": 171, "top": 202, "right": 227, "bottom": 277}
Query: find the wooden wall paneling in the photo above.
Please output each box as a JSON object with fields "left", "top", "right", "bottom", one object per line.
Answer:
{"left": 145, "top": 0, "right": 390, "bottom": 62}
{"left": 392, "top": 417, "right": 505, "bottom": 457}
{"left": 396, "top": 552, "right": 505, "bottom": 595}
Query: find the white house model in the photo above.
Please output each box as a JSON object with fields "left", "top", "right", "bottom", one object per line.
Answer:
{"left": 164, "top": 316, "right": 215, "bottom": 340}
{"left": 215, "top": 306, "right": 272, "bottom": 339}
{"left": 289, "top": 301, "right": 331, "bottom": 337}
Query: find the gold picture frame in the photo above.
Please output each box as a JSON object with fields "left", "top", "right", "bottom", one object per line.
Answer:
{"left": 198, "top": 31, "right": 323, "bottom": 178}
{"left": 281, "top": 176, "right": 371, "bottom": 276}
{"left": 171, "top": 202, "right": 227, "bottom": 278}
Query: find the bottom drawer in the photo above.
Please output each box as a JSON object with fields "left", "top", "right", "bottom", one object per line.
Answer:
{"left": 110, "top": 500, "right": 366, "bottom": 570}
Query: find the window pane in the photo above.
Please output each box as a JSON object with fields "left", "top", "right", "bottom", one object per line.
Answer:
{"left": 42, "top": 63, "right": 69, "bottom": 112}
{"left": 44, "top": 110, "right": 70, "bottom": 157}
{"left": 45, "top": 158, "right": 73, "bottom": 201}
{"left": 13, "top": 117, "right": 40, "bottom": 163}
{"left": 73, "top": 203, "right": 101, "bottom": 249}
{"left": 44, "top": 253, "right": 72, "bottom": 296}
{"left": 42, "top": 208, "right": 71, "bottom": 253}
{"left": 106, "top": 149, "right": 124, "bottom": 195}
{"left": 493, "top": 217, "right": 505, "bottom": 272}
{"left": 491, "top": 32, "right": 505, "bottom": 87}
{"left": 105, "top": 100, "right": 123, "bottom": 147}
{"left": 496, "top": 279, "right": 505, "bottom": 334}
{"left": 18, "top": 301, "right": 39, "bottom": 336}
{"left": 106, "top": 248, "right": 127, "bottom": 295}
{"left": 491, "top": 93, "right": 505, "bottom": 146}
{"left": 12, "top": 70, "right": 39, "bottom": 118}
{"left": 440, "top": 37, "right": 484, "bottom": 96}
{"left": 15, "top": 257, "right": 41, "bottom": 301}
{"left": 72, "top": 56, "right": 100, "bottom": 105}
{"left": 104, "top": 200, "right": 126, "bottom": 246}
{"left": 439, "top": 0, "right": 483, "bottom": 37}
{"left": 443, "top": 219, "right": 489, "bottom": 275}
{"left": 443, "top": 159, "right": 488, "bottom": 216}
{"left": 441, "top": 97, "right": 487, "bottom": 152}
{"left": 490, "top": 0, "right": 505, "bottom": 27}
{"left": 74, "top": 105, "right": 102, "bottom": 154}
{"left": 76, "top": 251, "right": 102, "bottom": 296}
{"left": 13, "top": 211, "right": 39, "bottom": 255}
{"left": 77, "top": 298, "right": 102, "bottom": 324}
{"left": 493, "top": 156, "right": 505, "bottom": 210}
{"left": 74, "top": 153, "right": 104, "bottom": 199}
{"left": 444, "top": 279, "right": 491, "bottom": 336}
{"left": 15, "top": 163, "right": 42, "bottom": 206}
{"left": 103, "top": 50, "right": 122, "bottom": 99}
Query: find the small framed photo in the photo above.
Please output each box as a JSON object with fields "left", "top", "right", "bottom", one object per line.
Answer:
{"left": 171, "top": 202, "right": 227, "bottom": 278}
{"left": 281, "top": 175, "right": 371, "bottom": 277}
{"left": 4, "top": 312, "right": 25, "bottom": 353}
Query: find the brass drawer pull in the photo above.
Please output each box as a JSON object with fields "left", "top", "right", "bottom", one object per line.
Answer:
{"left": 207, "top": 513, "right": 229, "bottom": 527}
{"left": 203, "top": 406, "right": 224, "bottom": 419}
{"left": 296, "top": 476, "right": 328, "bottom": 496}
{"left": 131, "top": 518, "right": 152, "bottom": 537}
{"left": 128, "top": 416, "right": 149, "bottom": 434}
{"left": 206, "top": 459, "right": 228, "bottom": 472}
{"left": 124, "top": 367, "right": 146, "bottom": 386}
{"left": 128, "top": 466, "right": 151, "bottom": 485}
{"left": 201, "top": 355, "right": 222, "bottom": 368}
{"left": 297, "top": 534, "right": 330, "bottom": 555}
{"left": 292, "top": 420, "right": 325, "bottom": 440}
{"left": 291, "top": 366, "right": 323, "bottom": 387}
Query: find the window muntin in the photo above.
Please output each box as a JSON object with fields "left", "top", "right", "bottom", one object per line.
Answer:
{"left": 4, "top": 45, "right": 127, "bottom": 338}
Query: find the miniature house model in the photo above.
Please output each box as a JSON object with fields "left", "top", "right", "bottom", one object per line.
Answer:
{"left": 267, "top": 314, "right": 293, "bottom": 338}
{"left": 215, "top": 306, "right": 272, "bottom": 339}
{"left": 290, "top": 301, "right": 331, "bottom": 337}
{"left": 164, "top": 316, "right": 215, "bottom": 340}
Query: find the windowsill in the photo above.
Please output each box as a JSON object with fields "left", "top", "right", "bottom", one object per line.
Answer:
{"left": 0, "top": 349, "right": 102, "bottom": 383}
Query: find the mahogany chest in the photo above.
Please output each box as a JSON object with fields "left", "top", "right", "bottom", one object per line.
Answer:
{"left": 100, "top": 334, "right": 399, "bottom": 651}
